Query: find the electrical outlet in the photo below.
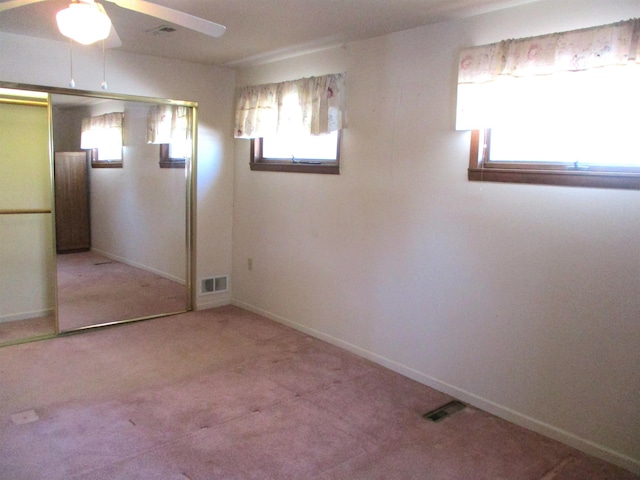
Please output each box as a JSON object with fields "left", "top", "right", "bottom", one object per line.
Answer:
{"left": 248, "top": 258, "right": 253, "bottom": 270}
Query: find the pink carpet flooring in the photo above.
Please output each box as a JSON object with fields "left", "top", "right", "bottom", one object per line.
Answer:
{"left": 56, "top": 251, "right": 187, "bottom": 331}
{"left": 0, "top": 315, "right": 55, "bottom": 346}
{"left": 0, "top": 306, "right": 636, "bottom": 479}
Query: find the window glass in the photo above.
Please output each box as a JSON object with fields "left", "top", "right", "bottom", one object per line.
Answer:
{"left": 488, "top": 66, "right": 640, "bottom": 167}
{"left": 250, "top": 131, "right": 340, "bottom": 174}
{"left": 262, "top": 130, "right": 338, "bottom": 162}
{"left": 95, "top": 129, "right": 123, "bottom": 161}
{"left": 168, "top": 141, "right": 189, "bottom": 160}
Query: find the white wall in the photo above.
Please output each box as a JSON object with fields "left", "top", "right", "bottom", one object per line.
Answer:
{"left": 0, "top": 102, "right": 54, "bottom": 322}
{"left": 0, "top": 31, "right": 236, "bottom": 309}
{"left": 232, "top": 0, "right": 640, "bottom": 473}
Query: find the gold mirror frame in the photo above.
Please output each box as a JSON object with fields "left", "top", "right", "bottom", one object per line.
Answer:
{"left": 0, "top": 81, "right": 197, "bottom": 345}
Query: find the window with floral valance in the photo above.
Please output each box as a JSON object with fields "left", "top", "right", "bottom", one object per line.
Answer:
{"left": 457, "top": 18, "right": 640, "bottom": 189}
{"left": 234, "top": 73, "right": 345, "bottom": 139}
{"left": 234, "top": 73, "right": 345, "bottom": 174}
{"left": 147, "top": 105, "right": 193, "bottom": 168}
{"left": 81, "top": 112, "right": 124, "bottom": 168}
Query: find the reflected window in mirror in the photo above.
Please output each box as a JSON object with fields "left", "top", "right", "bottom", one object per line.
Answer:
{"left": 81, "top": 112, "right": 123, "bottom": 168}
{"left": 147, "top": 105, "right": 192, "bottom": 169}
{"left": 89, "top": 147, "right": 123, "bottom": 168}
{"left": 159, "top": 143, "right": 186, "bottom": 169}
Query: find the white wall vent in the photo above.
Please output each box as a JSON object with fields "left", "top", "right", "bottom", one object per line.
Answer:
{"left": 200, "top": 275, "right": 229, "bottom": 295}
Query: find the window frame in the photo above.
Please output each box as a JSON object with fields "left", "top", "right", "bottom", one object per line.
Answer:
{"left": 468, "top": 129, "right": 640, "bottom": 190}
{"left": 159, "top": 144, "right": 186, "bottom": 169}
{"left": 250, "top": 131, "right": 340, "bottom": 175}
{"left": 89, "top": 147, "right": 123, "bottom": 168}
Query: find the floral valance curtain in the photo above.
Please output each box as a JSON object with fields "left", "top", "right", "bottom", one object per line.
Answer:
{"left": 80, "top": 112, "right": 124, "bottom": 160}
{"left": 147, "top": 105, "right": 192, "bottom": 145}
{"left": 456, "top": 18, "right": 640, "bottom": 130}
{"left": 80, "top": 112, "right": 123, "bottom": 149}
{"left": 234, "top": 73, "right": 346, "bottom": 139}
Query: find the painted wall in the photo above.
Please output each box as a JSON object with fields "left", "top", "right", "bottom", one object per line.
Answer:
{"left": 232, "top": 0, "right": 640, "bottom": 473}
{"left": 0, "top": 102, "right": 55, "bottom": 322}
{"left": 0, "top": 31, "right": 236, "bottom": 309}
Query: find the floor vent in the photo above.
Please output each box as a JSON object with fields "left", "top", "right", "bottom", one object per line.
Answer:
{"left": 200, "top": 275, "right": 229, "bottom": 295}
{"left": 147, "top": 25, "right": 177, "bottom": 35}
{"left": 423, "top": 400, "right": 466, "bottom": 422}
{"left": 11, "top": 409, "right": 39, "bottom": 425}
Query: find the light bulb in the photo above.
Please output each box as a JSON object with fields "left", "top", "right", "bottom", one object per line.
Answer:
{"left": 56, "top": 3, "right": 111, "bottom": 45}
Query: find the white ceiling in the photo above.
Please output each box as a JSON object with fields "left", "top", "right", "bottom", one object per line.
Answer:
{"left": 0, "top": 0, "right": 541, "bottom": 67}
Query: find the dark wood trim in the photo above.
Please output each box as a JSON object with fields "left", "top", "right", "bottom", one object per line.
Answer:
{"left": 89, "top": 148, "right": 123, "bottom": 168}
{"left": 159, "top": 144, "right": 186, "bottom": 169}
{"left": 468, "top": 167, "right": 640, "bottom": 189}
{"left": 469, "top": 129, "right": 483, "bottom": 169}
{"left": 250, "top": 162, "right": 339, "bottom": 174}
{"left": 249, "top": 133, "right": 340, "bottom": 175}
{"left": 468, "top": 129, "right": 640, "bottom": 190}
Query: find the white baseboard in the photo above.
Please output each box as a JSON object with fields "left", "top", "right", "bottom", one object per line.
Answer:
{"left": 0, "top": 308, "right": 54, "bottom": 324}
{"left": 196, "top": 297, "right": 232, "bottom": 311}
{"left": 230, "top": 299, "right": 639, "bottom": 476}
{"left": 91, "top": 248, "right": 185, "bottom": 285}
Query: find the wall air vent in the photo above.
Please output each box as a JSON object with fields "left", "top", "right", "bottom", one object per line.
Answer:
{"left": 200, "top": 275, "right": 229, "bottom": 295}
{"left": 147, "top": 25, "right": 177, "bottom": 36}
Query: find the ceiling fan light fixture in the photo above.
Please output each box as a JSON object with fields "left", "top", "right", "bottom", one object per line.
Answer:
{"left": 56, "top": 2, "right": 112, "bottom": 45}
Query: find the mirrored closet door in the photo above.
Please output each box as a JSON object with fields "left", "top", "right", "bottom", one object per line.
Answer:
{"left": 0, "top": 89, "right": 57, "bottom": 345}
{"left": 0, "top": 83, "right": 196, "bottom": 343}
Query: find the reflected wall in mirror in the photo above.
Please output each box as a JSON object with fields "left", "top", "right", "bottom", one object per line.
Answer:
{"left": 51, "top": 93, "right": 194, "bottom": 332}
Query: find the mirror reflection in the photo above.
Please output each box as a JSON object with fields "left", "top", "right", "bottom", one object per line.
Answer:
{"left": 0, "top": 89, "right": 56, "bottom": 345}
{"left": 51, "top": 93, "right": 192, "bottom": 332}
{"left": 0, "top": 86, "right": 193, "bottom": 344}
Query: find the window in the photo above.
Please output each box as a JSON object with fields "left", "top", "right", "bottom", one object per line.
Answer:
{"left": 81, "top": 112, "right": 123, "bottom": 168}
{"left": 89, "top": 147, "right": 122, "bottom": 168}
{"left": 159, "top": 143, "right": 187, "bottom": 169}
{"left": 250, "top": 130, "right": 340, "bottom": 174}
{"left": 235, "top": 73, "right": 346, "bottom": 174}
{"left": 147, "top": 105, "right": 192, "bottom": 169}
{"left": 459, "top": 18, "right": 640, "bottom": 189}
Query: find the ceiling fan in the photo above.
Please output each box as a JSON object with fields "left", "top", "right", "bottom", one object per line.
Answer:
{"left": 0, "top": 0, "right": 226, "bottom": 46}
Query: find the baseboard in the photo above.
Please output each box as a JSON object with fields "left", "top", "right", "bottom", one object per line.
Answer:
{"left": 0, "top": 308, "right": 54, "bottom": 324}
{"left": 231, "top": 299, "right": 640, "bottom": 476}
{"left": 196, "top": 297, "right": 232, "bottom": 310}
{"left": 91, "top": 248, "right": 185, "bottom": 285}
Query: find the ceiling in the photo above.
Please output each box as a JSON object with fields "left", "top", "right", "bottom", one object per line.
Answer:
{"left": 0, "top": 0, "right": 541, "bottom": 67}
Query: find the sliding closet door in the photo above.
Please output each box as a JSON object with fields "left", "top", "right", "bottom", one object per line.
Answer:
{"left": 0, "top": 94, "right": 57, "bottom": 345}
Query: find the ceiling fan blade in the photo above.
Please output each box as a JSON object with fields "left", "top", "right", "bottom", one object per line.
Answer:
{"left": 89, "top": 2, "right": 122, "bottom": 48}
{"left": 106, "top": 0, "right": 226, "bottom": 38}
{"left": 0, "top": 0, "right": 48, "bottom": 12}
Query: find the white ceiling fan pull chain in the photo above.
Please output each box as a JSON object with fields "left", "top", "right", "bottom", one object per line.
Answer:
{"left": 68, "top": 39, "right": 76, "bottom": 88}
{"left": 101, "top": 39, "right": 108, "bottom": 90}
